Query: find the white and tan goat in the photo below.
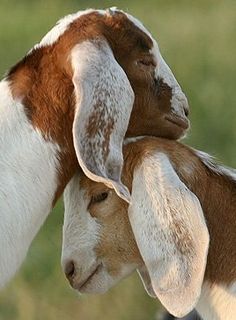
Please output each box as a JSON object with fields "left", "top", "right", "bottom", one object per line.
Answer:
{"left": 62, "top": 137, "right": 236, "bottom": 320}
{"left": 0, "top": 9, "right": 189, "bottom": 288}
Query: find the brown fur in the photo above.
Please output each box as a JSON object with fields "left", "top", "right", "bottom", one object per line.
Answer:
{"left": 7, "top": 11, "right": 187, "bottom": 202}
{"left": 80, "top": 137, "right": 236, "bottom": 286}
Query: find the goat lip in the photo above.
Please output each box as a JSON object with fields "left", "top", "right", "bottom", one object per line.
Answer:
{"left": 74, "top": 264, "right": 102, "bottom": 291}
{"left": 165, "top": 114, "right": 189, "bottom": 130}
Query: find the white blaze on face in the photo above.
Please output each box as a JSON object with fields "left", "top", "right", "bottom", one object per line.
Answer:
{"left": 151, "top": 41, "right": 188, "bottom": 118}
{"left": 62, "top": 174, "right": 101, "bottom": 277}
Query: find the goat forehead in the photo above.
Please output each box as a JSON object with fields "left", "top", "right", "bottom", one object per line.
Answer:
{"left": 33, "top": 8, "right": 155, "bottom": 51}
{"left": 63, "top": 176, "right": 101, "bottom": 256}
{"left": 79, "top": 175, "right": 106, "bottom": 198}
{"left": 125, "top": 12, "right": 158, "bottom": 49}
{"left": 125, "top": 13, "right": 153, "bottom": 40}
{"left": 64, "top": 174, "right": 88, "bottom": 215}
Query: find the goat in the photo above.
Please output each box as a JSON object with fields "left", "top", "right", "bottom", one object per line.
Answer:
{"left": 62, "top": 136, "right": 236, "bottom": 320}
{"left": 0, "top": 8, "right": 189, "bottom": 288}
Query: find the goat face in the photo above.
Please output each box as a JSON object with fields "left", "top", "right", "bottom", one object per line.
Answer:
{"left": 8, "top": 8, "right": 189, "bottom": 202}
{"left": 101, "top": 10, "right": 190, "bottom": 139}
{"left": 61, "top": 173, "right": 141, "bottom": 294}
{"left": 62, "top": 138, "right": 209, "bottom": 318}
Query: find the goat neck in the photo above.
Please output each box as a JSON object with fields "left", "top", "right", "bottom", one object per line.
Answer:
{"left": 0, "top": 80, "right": 65, "bottom": 287}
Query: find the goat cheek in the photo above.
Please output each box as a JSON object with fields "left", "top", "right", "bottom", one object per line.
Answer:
{"left": 156, "top": 81, "right": 172, "bottom": 113}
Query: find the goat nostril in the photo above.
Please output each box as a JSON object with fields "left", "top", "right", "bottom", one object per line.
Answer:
{"left": 184, "top": 105, "right": 189, "bottom": 117}
{"left": 65, "top": 261, "right": 75, "bottom": 280}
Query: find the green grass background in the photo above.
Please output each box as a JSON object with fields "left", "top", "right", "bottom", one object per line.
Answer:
{"left": 0, "top": 0, "right": 235, "bottom": 319}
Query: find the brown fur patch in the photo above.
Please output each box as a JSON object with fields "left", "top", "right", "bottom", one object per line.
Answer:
{"left": 85, "top": 100, "right": 115, "bottom": 164}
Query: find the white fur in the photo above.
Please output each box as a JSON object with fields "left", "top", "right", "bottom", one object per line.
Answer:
{"left": 71, "top": 40, "right": 134, "bottom": 202}
{"left": 197, "top": 283, "right": 236, "bottom": 320}
{"left": 195, "top": 149, "right": 236, "bottom": 182}
{"left": 0, "top": 81, "right": 60, "bottom": 288}
{"left": 124, "top": 136, "right": 147, "bottom": 145}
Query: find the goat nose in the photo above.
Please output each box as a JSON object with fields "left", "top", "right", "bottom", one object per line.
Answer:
{"left": 65, "top": 260, "right": 75, "bottom": 280}
{"left": 184, "top": 104, "right": 189, "bottom": 117}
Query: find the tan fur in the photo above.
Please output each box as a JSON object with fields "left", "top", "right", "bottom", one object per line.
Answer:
{"left": 80, "top": 137, "right": 236, "bottom": 286}
{"left": 7, "top": 11, "right": 188, "bottom": 202}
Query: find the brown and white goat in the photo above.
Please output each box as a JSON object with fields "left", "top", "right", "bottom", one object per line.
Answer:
{"left": 62, "top": 137, "right": 236, "bottom": 320}
{"left": 0, "top": 8, "right": 189, "bottom": 288}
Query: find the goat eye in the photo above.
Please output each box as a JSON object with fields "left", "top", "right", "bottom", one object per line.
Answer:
{"left": 91, "top": 192, "right": 109, "bottom": 204}
{"left": 137, "top": 59, "right": 156, "bottom": 67}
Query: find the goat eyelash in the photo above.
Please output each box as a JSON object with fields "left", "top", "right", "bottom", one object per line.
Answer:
{"left": 137, "top": 59, "right": 156, "bottom": 67}
{"left": 90, "top": 192, "right": 109, "bottom": 205}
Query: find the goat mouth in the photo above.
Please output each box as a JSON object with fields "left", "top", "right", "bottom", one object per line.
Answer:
{"left": 165, "top": 114, "right": 189, "bottom": 130}
{"left": 75, "top": 264, "right": 103, "bottom": 292}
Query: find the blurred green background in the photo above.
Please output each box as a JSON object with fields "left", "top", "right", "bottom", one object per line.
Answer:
{"left": 0, "top": 0, "right": 235, "bottom": 319}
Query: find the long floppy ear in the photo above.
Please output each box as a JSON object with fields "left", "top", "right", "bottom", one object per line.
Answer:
{"left": 128, "top": 152, "right": 209, "bottom": 317}
{"left": 71, "top": 39, "right": 134, "bottom": 202}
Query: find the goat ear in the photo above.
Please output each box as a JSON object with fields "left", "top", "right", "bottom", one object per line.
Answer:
{"left": 71, "top": 39, "right": 134, "bottom": 202}
{"left": 128, "top": 153, "right": 209, "bottom": 318}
